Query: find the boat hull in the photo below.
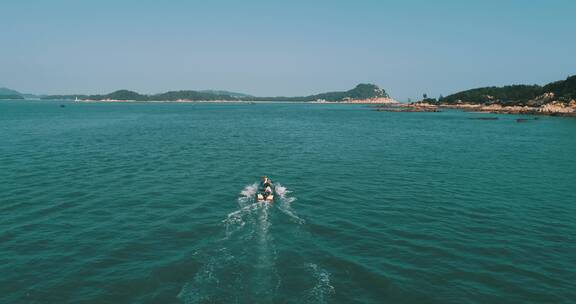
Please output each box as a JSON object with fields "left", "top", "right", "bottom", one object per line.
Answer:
{"left": 257, "top": 193, "right": 274, "bottom": 202}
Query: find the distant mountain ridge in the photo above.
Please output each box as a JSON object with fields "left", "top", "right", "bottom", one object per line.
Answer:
{"left": 308, "top": 84, "right": 389, "bottom": 101}
{"left": 0, "top": 87, "right": 21, "bottom": 96}
{"left": 0, "top": 87, "right": 24, "bottom": 99}
{"left": 0, "top": 87, "right": 42, "bottom": 99}
{"left": 40, "top": 84, "right": 390, "bottom": 102}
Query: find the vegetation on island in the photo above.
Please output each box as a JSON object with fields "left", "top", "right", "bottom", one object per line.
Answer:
{"left": 295, "top": 83, "right": 385, "bottom": 101}
{"left": 438, "top": 75, "right": 576, "bottom": 105}
{"left": 0, "top": 87, "right": 21, "bottom": 95}
{"left": 312, "top": 83, "right": 389, "bottom": 101}
{"left": 0, "top": 87, "right": 24, "bottom": 99}
{"left": 438, "top": 85, "right": 543, "bottom": 105}
{"left": 542, "top": 76, "right": 576, "bottom": 100}
{"left": 0, "top": 87, "right": 42, "bottom": 99}
{"left": 84, "top": 90, "right": 148, "bottom": 101}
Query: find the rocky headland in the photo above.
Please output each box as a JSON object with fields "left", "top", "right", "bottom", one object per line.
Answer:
{"left": 382, "top": 75, "right": 576, "bottom": 117}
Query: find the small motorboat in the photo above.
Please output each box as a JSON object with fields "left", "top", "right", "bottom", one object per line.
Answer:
{"left": 256, "top": 176, "right": 274, "bottom": 202}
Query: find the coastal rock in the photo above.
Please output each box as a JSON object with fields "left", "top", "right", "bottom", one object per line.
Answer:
{"left": 526, "top": 92, "right": 555, "bottom": 106}
{"left": 480, "top": 104, "right": 503, "bottom": 112}
{"left": 439, "top": 101, "right": 576, "bottom": 117}
{"left": 538, "top": 102, "right": 575, "bottom": 114}
{"left": 345, "top": 97, "right": 398, "bottom": 104}
{"left": 478, "top": 104, "right": 534, "bottom": 114}
{"left": 374, "top": 102, "right": 440, "bottom": 112}
{"left": 440, "top": 103, "right": 482, "bottom": 110}
{"left": 410, "top": 102, "right": 437, "bottom": 108}
{"left": 497, "top": 105, "right": 533, "bottom": 114}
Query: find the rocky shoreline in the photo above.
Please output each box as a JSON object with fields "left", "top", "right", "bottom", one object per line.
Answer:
{"left": 335, "top": 97, "right": 398, "bottom": 104}
{"left": 373, "top": 100, "right": 576, "bottom": 117}
{"left": 372, "top": 102, "right": 440, "bottom": 112}
{"left": 440, "top": 101, "right": 576, "bottom": 117}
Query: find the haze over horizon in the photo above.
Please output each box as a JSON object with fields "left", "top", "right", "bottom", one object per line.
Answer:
{"left": 1, "top": 0, "right": 575, "bottom": 101}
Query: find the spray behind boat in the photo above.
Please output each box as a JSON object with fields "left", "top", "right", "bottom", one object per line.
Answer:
{"left": 179, "top": 180, "right": 321, "bottom": 303}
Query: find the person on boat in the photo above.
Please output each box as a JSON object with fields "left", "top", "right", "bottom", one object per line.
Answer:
{"left": 260, "top": 176, "right": 272, "bottom": 188}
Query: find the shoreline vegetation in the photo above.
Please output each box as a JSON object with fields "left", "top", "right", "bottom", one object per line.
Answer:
{"left": 2, "top": 75, "right": 575, "bottom": 116}
{"left": 375, "top": 75, "right": 576, "bottom": 117}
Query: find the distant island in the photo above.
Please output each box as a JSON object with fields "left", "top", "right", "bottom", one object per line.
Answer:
{"left": 35, "top": 83, "right": 394, "bottom": 103}
{"left": 3, "top": 76, "right": 576, "bottom": 116}
{"left": 0, "top": 88, "right": 25, "bottom": 99}
{"left": 0, "top": 87, "right": 41, "bottom": 99}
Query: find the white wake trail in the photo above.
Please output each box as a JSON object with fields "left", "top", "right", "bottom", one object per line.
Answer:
{"left": 179, "top": 181, "right": 306, "bottom": 303}
{"left": 222, "top": 183, "right": 261, "bottom": 238}
{"left": 303, "top": 263, "right": 335, "bottom": 304}
{"left": 275, "top": 183, "right": 305, "bottom": 225}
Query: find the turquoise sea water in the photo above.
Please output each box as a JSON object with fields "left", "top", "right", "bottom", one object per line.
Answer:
{"left": 1, "top": 100, "right": 575, "bottom": 303}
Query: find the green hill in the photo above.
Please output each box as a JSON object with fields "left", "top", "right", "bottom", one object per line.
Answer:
{"left": 0, "top": 87, "right": 22, "bottom": 96}
{"left": 98, "top": 90, "right": 147, "bottom": 101}
{"left": 0, "top": 87, "right": 43, "bottom": 99}
{"left": 440, "top": 85, "right": 542, "bottom": 104}
{"left": 440, "top": 75, "right": 576, "bottom": 105}
{"left": 308, "top": 84, "right": 389, "bottom": 101}
{"left": 0, "top": 87, "right": 24, "bottom": 99}
{"left": 542, "top": 75, "right": 576, "bottom": 100}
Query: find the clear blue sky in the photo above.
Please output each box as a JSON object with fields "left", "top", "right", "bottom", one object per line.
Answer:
{"left": 1, "top": 0, "right": 575, "bottom": 100}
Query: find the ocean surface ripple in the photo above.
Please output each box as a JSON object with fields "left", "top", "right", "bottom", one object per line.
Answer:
{"left": 1, "top": 101, "right": 575, "bottom": 303}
